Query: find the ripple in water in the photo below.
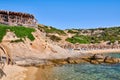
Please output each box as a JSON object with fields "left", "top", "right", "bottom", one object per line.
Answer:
{"left": 38, "top": 53, "right": 120, "bottom": 80}
{"left": 48, "top": 63, "right": 120, "bottom": 80}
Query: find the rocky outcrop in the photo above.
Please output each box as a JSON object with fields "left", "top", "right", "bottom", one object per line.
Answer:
{"left": 86, "top": 54, "right": 120, "bottom": 64}
{"left": 104, "top": 56, "right": 119, "bottom": 64}
{"left": 14, "top": 54, "right": 120, "bottom": 67}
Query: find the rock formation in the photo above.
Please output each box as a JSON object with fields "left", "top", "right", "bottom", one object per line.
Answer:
{"left": 0, "top": 10, "right": 37, "bottom": 27}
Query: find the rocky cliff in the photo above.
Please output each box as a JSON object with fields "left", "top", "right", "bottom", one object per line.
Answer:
{"left": 0, "top": 27, "right": 79, "bottom": 63}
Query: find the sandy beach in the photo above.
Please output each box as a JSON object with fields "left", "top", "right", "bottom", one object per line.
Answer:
{"left": 77, "top": 49, "right": 120, "bottom": 54}
{"left": 25, "top": 67, "right": 38, "bottom": 80}
{"left": 1, "top": 64, "right": 27, "bottom": 80}
{"left": 0, "top": 64, "right": 39, "bottom": 80}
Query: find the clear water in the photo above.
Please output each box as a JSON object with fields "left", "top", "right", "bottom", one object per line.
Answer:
{"left": 105, "top": 53, "right": 120, "bottom": 58}
{"left": 50, "top": 63, "right": 120, "bottom": 80}
{"left": 38, "top": 53, "right": 120, "bottom": 80}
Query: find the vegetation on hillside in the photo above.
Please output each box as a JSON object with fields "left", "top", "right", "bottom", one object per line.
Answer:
{"left": 49, "top": 35, "right": 61, "bottom": 42}
{"left": 95, "top": 27, "right": 120, "bottom": 43}
{"left": 66, "top": 35, "right": 91, "bottom": 44}
{"left": 1, "top": 23, "right": 119, "bottom": 44}
{"left": 38, "top": 24, "right": 120, "bottom": 44}
{"left": 66, "top": 26, "right": 120, "bottom": 44}
{"left": 0, "top": 24, "right": 35, "bottom": 42}
{"left": 67, "top": 29, "right": 78, "bottom": 34}
{"left": 38, "top": 25, "right": 66, "bottom": 35}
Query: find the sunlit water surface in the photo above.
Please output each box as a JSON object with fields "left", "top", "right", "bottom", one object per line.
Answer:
{"left": 37, "top": 53, "right": 120, "bottom": 80}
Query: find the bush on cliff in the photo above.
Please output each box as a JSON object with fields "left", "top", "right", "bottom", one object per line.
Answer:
{"left": 66, "top": 35, "right": 91, "bottom": 44}
{"left": 38, "top": 25, "right": 66, "bottom": 35}
{"left": 0, "top": 24, "right": 35, "bottom": 42}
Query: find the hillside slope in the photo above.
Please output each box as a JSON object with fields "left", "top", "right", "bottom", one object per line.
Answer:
{"left": 0, "top": 24, "right": 81, "bottom": 62}
{"left": 38, "top": 24, "right": 120, "bottom": 45}
{"left": 1, "top": 24, "right": 120, "bottom": 61}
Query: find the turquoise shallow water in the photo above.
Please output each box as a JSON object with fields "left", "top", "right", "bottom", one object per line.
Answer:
{"left": 105, "top": 53, "right": 120, "bottom": 58}
{"left": 50, "top": 63, "right": 120, "bottom": 80}
{"left": 40, "top": 53, "right": 120, "bottom": 80}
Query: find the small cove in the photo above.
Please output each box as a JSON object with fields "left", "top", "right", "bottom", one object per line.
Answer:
{"left": 35, "top": 53, "right": 120, "bottom": 80}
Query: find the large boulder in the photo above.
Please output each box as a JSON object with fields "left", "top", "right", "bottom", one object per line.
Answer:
{"left": 104, "top": 56, "right": 119, "bottom": 64}
{"left": 91, "top": 54, "right": 105, "bottom": 60}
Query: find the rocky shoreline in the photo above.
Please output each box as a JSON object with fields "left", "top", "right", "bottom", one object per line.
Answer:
{"left": 0, "top": 53, "right": 120, "bottom": 80}
{"left": 15, "top": 53, "right": 120, "bottom": 68}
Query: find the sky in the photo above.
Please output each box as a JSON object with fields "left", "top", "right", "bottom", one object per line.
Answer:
{"left": 0, "top": 0, "right": 120, "bottom": 29}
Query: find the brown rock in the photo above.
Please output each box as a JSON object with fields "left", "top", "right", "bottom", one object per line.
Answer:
{"left": 97, "top": 59, "right": 104, "bottom": 63}
{"left": 67, "top": 58, "right": 75, "bottom": 64}
{"left": 74, "top": 58, "right": 86, "bottom": 64}
{"left": 91, "top": 54, "right": 105, "bottom": 60}
{"left": 90, "top": 60, "right": 99, "bottom": 64}
{"left": 104, "top": 56, "right": 119, "bottom": 64}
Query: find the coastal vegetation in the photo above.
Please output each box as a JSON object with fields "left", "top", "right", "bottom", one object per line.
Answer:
{"left": 38, "top": 25, "right": 66, "bottom": 35}
{"left": 38, "top": 24, "right": 120, "bottom": 44}
{"left": 49, "top": 35, "right": 61, "bottom": 42}
{"left": 1, "top": 23, "right": 120, "bottom": 44}
{"left": 66, "top": 35, "right": 91, "bottom": 44}
{"left": 0, "top": 24, "right": 35, "bottom": 42}
{"left": 67, "top": 29, "right": 78, "bottom": 34}
{"left": 66, "top": 26, "right": 120, "bottom": 44}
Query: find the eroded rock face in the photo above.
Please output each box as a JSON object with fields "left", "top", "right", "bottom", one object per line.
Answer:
{"left": 1, "top": 29, "right": 71, "bottom": 60}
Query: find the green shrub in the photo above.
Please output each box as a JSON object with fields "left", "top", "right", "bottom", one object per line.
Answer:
{"left": 67, "top": 30, "right": 78, "bottom": 34}
{"left": 38, "top": 25, "right": 66, "bottom": 35}
{"left": 0, "top": 24, "right": 35, "bottom": 42}
{"left": 10, "top": 26, "right": 35, "bottom": 41}
{"left": 50, "top": 35, "right": 61, "bottom": 42}
{"left": 66, "top": 35, "right": 91, "bottom": 44}
{"left": 0, "top": 26, "right": 7, "bottom": 42}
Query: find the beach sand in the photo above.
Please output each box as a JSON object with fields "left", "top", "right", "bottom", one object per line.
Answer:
{"left": 1, "top": 64, "right": 27, "bottom": 80}
{"left": 79, "top": 49, "right": 120, "bottom": 54}
{"left": 0, "top": 65, "right": 39, "bottom": 80}
{"left": 25, "top": 67, "right": 38, "bottom": 80}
